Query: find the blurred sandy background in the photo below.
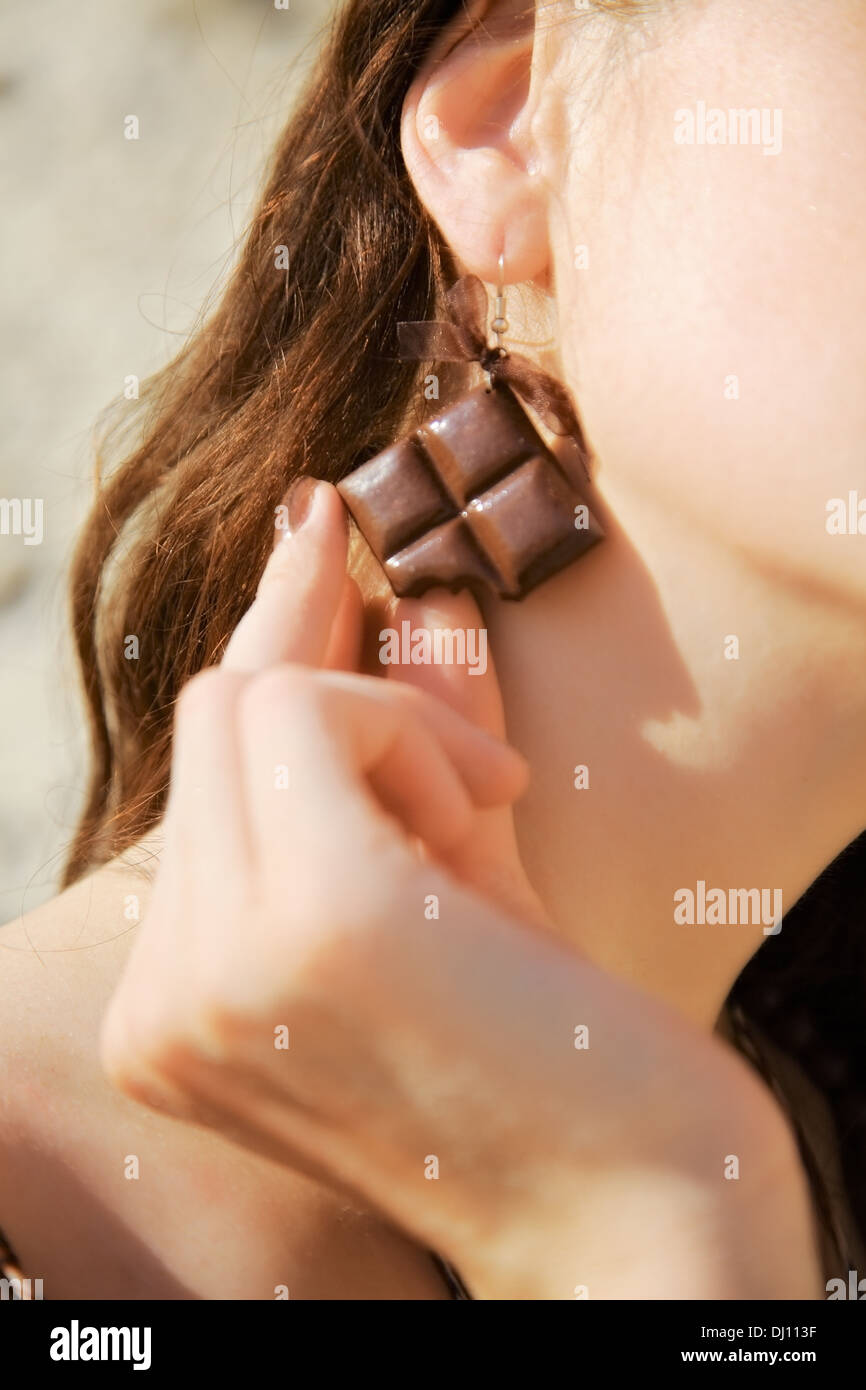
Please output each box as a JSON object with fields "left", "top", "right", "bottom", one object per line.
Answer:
{"left": 0, "top": 0, "right": 334, "bottom": 923}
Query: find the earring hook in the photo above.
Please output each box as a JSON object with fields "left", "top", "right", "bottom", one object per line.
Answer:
{"left": 491, "top": 250, "right": 509, "bottom": 354}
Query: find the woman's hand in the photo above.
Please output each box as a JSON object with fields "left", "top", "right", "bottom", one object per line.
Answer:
{"left": 100, "top": 481, "right": 821, "bottom": 1300}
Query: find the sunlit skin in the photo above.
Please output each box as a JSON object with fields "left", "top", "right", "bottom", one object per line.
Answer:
{"left": 401, "top": 0, "right": 866, "bottom": 1024}
{"left": 1, "top": 0, "right": 863, "bottom": 1298}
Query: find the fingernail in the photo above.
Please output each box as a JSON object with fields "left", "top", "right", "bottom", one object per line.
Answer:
{"left": 273, "top": 476, "right": 319, "bottom": 548}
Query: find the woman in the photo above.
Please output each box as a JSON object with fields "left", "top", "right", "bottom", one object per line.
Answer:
{"left": 1, "top": 0, "right": 865, "bottom": 1300}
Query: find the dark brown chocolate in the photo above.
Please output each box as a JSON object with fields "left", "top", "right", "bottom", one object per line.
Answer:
{"left": 337, "top": 383, "right": 603, "bottom": 600}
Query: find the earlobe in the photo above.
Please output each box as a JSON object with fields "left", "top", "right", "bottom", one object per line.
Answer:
{"left": 400, "top": 6, "right": 550, "bottom": 285}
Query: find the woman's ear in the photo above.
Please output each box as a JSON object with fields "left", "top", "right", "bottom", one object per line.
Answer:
{"left": 401, "top": 0, "right": 549, "bottom": 284}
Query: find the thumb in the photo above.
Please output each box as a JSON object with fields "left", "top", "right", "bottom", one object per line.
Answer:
{"left": 381, "top": 589, "right": 550, "bottom": 928}
{"left": 381, "top": 588, "right": 503, "bottom": 734}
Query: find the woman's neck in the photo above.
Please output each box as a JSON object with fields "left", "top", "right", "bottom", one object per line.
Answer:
{"left": 487, "top": 476, "right": 866, "bottom": 1030}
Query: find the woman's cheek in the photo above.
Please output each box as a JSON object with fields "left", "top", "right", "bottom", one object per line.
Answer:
{"left": 552, "top": 0, "right": 866, "bottom": 601}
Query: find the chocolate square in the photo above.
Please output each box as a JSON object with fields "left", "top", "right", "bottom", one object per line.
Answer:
{"left": 336, "top": 437, "right": 452, "bottom": 556}
{"left": 418, "top": 384, "right": 542, "bottom": 505}
{"left": 467, "top": 454, "right": 603, "bottom": 598}
{"left": 386, "top": 517, "right": 494, "bottom": 596}
{"left": 337, "top": 383, "right": 603, "bottom": 600}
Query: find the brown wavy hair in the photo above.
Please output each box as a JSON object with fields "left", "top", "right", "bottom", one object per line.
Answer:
{"left": 61, "top": 0, "right": 866, "bottom": 1279}
{"left": 63, "top": 0, "right": 472, "bottom": 886}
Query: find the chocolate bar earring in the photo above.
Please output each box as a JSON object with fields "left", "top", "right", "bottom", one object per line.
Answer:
{"left": 336, "top": 254, "right": 604, "bottom": 601}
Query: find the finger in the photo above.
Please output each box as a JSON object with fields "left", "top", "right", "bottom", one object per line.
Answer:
{"left": 103, "top": 670, "right": 252, "bottom": 1082}
{"left": 440, "top": 815, "right": 551, "bottom": 928}
{"left": 165, "top": 668, "right": 251, "bottom": 880}
{"left": 382, "top": 592, "right": 547, "bottom": 925}
{"left": 235, "top": 669, "right": 527, "bottom": 869}
{"left": 310, "top": 672, "right": 526, "bottom": 810}
{"left": 382, "top": 588, "right": 505, "bottom": 740}
{"left": 323, "top": 576, "right": 364, "bottom": 672}
{"left": 222, "top": 480, "right": 348, "bottom": 672}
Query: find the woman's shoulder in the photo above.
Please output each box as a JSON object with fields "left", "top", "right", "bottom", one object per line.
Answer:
{"left": 0, "top": 848, "right": 158, "bottom": 1130}
{"left": 0, "top": 850, "right": 173, "bottom": 1295}
{"left": 1, "top": 847, "right": 157, "bottom": 1029}
{"left": 0, "top": 852, "right": 149, "bottom": 1129}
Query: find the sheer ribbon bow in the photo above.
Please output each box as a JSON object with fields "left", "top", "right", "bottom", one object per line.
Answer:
{"left": 396, "top": 273, "right": 586, "bottom": 450}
